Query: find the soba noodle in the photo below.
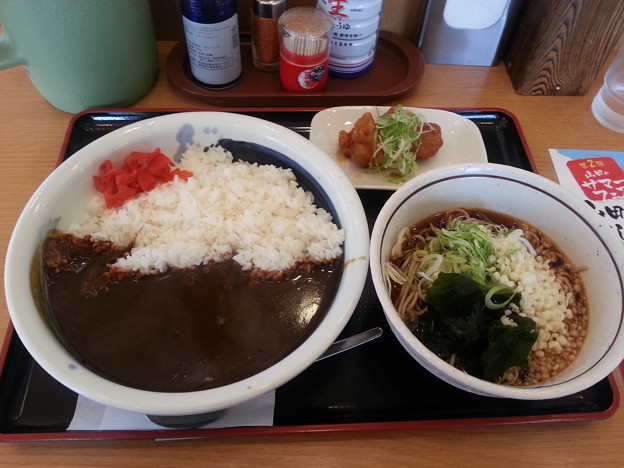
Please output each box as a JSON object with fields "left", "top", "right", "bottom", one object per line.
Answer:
{"left": 383, "top": 208, "right": 588, "bottom": 386}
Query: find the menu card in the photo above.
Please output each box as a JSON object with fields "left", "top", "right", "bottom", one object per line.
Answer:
{"left": 550, "top": 149, "right": 624, "bottom": 375}
{"left": 549, "top": 149, "right": 624, "bottom": 243}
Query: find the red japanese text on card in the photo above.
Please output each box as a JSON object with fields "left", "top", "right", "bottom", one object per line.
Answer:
{"left": 566, "top": 157, "right": 624, "bottom": 201}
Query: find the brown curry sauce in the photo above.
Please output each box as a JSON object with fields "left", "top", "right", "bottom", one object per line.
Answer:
{"left": 40, "top": 233, "right": 342, "bottom": 392}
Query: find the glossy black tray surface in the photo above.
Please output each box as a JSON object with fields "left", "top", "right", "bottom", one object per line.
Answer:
{"left": 0, "top": 109, "right": 617, "bottom": 441}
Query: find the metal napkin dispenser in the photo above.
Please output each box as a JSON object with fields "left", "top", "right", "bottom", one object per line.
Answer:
{"left": 417, "top": 0, "right": 524, "bottom": 66}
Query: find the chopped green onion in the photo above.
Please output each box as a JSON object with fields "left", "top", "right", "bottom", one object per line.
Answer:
{"left": 484, "top": 284, "right": 518, "bottom": 309}
{"left": 370, "top": 105, "right": 426, "bottom": 182}
{"left": 427, "top": 218, "right": 497, "bottom": 286}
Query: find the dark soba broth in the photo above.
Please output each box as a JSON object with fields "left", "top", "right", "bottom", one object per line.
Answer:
{"left": 386, "top": 208, "right": 588, "bottom": 386}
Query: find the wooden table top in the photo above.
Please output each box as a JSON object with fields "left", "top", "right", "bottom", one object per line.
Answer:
{"left": 0, "top": 41, "right": 623, "bottom": 467}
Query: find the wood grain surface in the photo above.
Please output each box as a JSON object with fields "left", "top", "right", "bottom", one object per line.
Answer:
{"left": 0, "top": 41, "right": 623, "bottom": 467}
{"left": 505, "top": 0, "right": 624, "bottom": 96}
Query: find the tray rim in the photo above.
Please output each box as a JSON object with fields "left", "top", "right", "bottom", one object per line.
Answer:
{"left": 0, "top": 318, "right": 619, "bottom": 442}
{"left": 1, "top": 322, "right": 619, "bottom": 442}
{"left": 57, "top": 106, "right": 539, "bottom": 172}
{"left": 1, "top": 107, "right": 615, "bottom": 443}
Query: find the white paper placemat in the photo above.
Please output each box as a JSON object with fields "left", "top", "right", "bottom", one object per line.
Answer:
{"left": 67, "top": 390, "right": 275, "bottom": 432}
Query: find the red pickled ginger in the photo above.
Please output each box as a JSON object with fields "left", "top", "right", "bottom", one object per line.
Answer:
{"left": 93, "top": 148, "right": 192, "bottom": 208}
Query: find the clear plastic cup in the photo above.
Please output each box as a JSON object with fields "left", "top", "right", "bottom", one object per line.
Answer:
{"left": 278, "top": 7, "right": 334, "bottom": 92}
{"left": 592, "top": 48, "right": 624, "bottom": 133}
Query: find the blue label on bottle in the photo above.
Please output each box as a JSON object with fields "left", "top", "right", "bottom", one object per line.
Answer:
{"left": 181, "top": 0, "right": 236, "bottom": 24}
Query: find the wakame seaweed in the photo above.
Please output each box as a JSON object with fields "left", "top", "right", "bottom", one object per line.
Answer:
{"left": 416, "top": 272, "right": 537, "bottom": 382}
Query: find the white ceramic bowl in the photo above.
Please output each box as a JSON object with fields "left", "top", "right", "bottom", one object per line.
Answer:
{"left": 5, "top": 112, "right": 369, "bottom": 416}
{"left": 370, "top": 163, "right": 624, "bottom": 400}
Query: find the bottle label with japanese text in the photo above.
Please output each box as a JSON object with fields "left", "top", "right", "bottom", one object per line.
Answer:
{"left": 182, "top": 14, "right": 241, "bottom": 87}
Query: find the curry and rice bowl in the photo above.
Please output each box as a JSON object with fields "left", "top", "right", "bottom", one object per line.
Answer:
{"left": 383, "top": 207, "right": 588, "bottom": 387}
{"left": 39, "top": 145, "right": 346, "bottom": 393}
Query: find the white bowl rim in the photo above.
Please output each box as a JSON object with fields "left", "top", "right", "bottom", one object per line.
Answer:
{"left": 5, "top": 111, "right": 370, "bottom": 415}
{"left": 370, "top": 162, "right": 624, "bottom": 400}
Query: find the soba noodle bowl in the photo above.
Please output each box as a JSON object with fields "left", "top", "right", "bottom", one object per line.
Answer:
{"left": 383, "top": 208, "right": 588, "bottom": 386}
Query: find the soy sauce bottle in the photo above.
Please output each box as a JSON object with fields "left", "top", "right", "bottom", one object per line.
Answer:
{"left": 181, "top": 0, "right": 242, "bottom": 89}
{"left": 317, "top": 0, "right": 384, "bottom": 78}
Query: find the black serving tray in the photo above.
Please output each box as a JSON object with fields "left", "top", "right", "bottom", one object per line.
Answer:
{"left": 0, "top": 109, "right": 618, "bottom": 442}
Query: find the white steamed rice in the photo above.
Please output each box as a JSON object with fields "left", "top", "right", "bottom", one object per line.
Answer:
{"left": 68, "top": 146, "right": 345, "bottom": 275}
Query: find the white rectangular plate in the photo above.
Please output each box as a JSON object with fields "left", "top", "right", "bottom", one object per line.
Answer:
{"left": 309, "top": 106, "right": 488, "bottom": 190}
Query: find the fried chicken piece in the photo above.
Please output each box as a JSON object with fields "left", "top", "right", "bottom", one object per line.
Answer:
{"left": 386, "top": 106, "right": 443, "bottom": 160}
{"left": 338, "top": 112, "right": 379, "bottom": 168}
{"left": 338, "top": 108, "right": 443, "bottom": 168}
{"left": 414, "top": 122, "right": 443, "bottom": 160}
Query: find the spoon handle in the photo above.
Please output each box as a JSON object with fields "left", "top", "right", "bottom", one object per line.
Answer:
{"left": 315, "top": 327, "right": 383, "bottom": 362}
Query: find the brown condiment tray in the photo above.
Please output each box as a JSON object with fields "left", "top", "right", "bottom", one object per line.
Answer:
{"left": 166, "top": 32, "right": 425, "bottom": 107}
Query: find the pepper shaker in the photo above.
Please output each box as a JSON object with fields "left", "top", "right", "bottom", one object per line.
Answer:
{"left": 251, "top": 0, "right": 287, "bottom": 72}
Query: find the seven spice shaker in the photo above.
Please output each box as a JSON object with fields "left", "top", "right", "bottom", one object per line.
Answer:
{"left": 252, "top": 0, "right": 287, "bottom": 72}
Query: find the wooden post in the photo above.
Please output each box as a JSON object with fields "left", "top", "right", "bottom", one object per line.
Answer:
{"left": 504, "top": 0, "right": 624, "bottom": 96}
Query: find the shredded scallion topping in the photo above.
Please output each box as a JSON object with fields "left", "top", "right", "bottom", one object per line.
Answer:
{"left": 426, "top": 217, "right": 497, "bottom": 286}
{"left": 369, "top": 105, "right": 426, "bottom": 183}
